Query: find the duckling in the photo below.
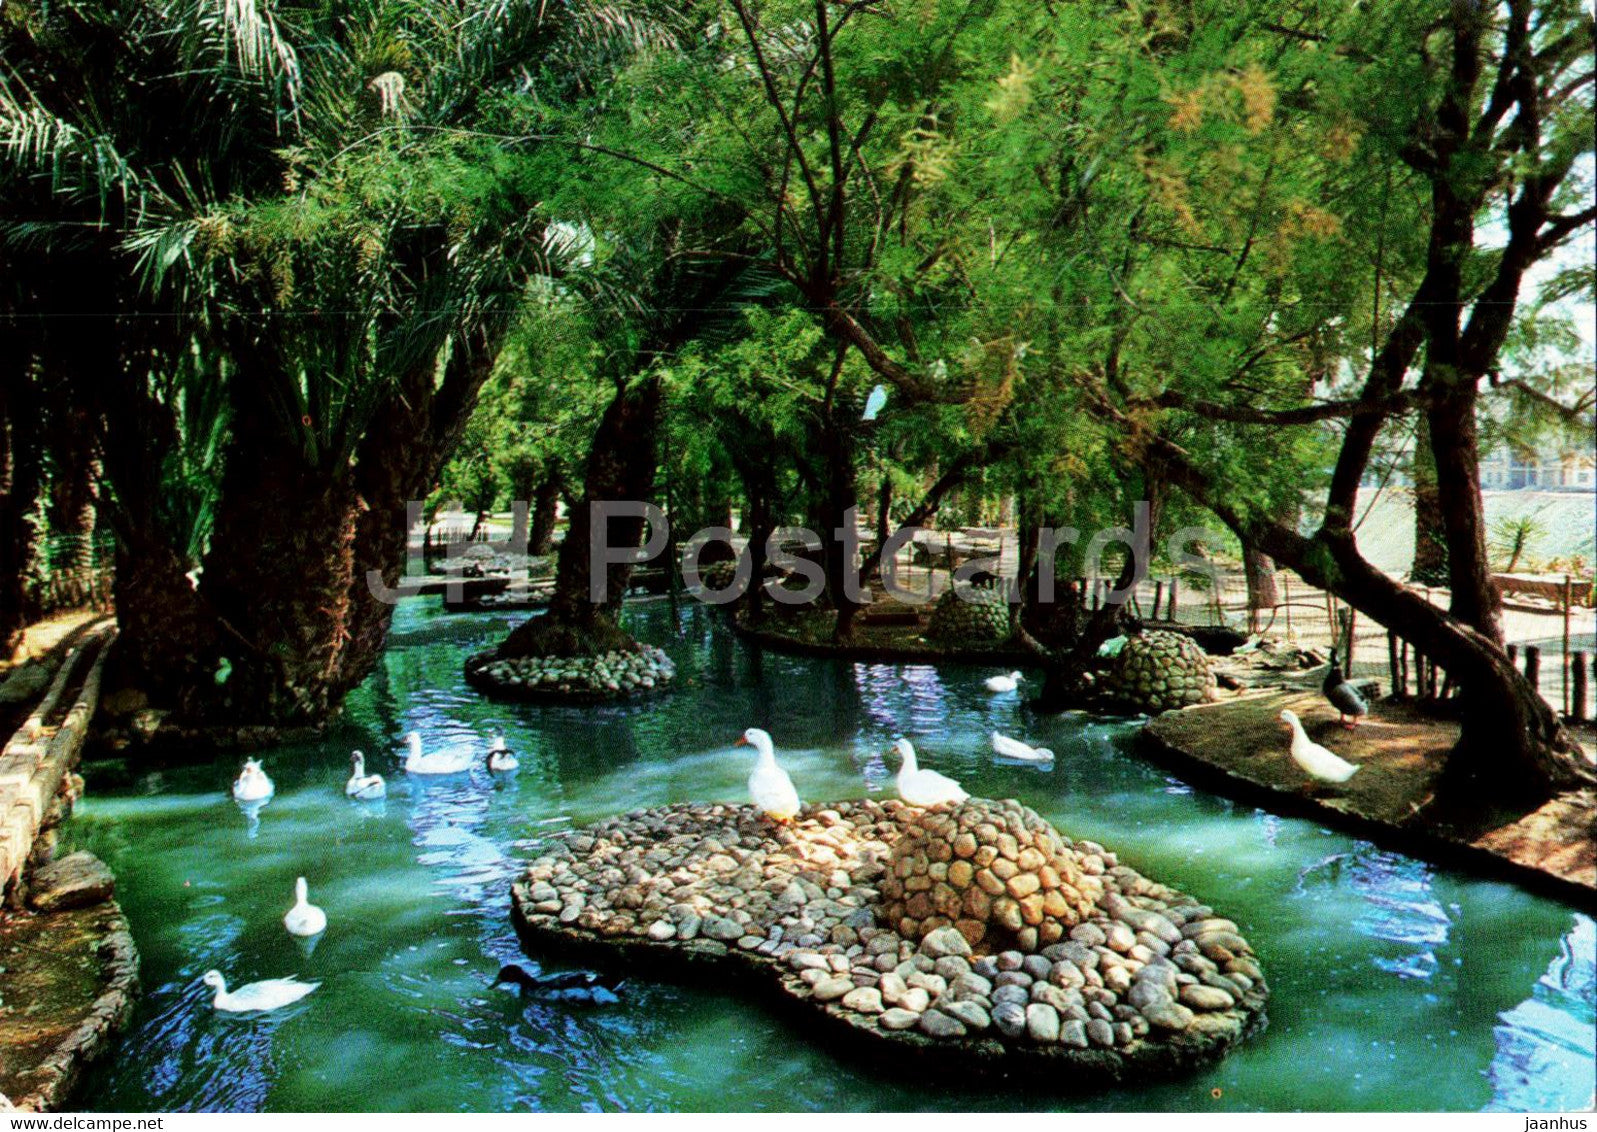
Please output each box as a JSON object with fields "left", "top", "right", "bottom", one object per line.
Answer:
{"left": 231, "top": 759, "right": 274, "bottom": 802}
{"left": 345, "top": 751, "right": 386, "bottom": 799}
{"left": 283, "top": 876, "right": 327, "bottom": 937}
{"left": 487, "top": 735, "right": 519, "bottom": 773}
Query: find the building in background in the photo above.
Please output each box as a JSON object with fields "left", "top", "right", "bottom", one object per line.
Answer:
{"left": 1480, "top": 441, "right": 1596, "bottom": 492}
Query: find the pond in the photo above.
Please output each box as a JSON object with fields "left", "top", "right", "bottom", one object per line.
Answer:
{"left": 66, "top": 599, "right": 1595, "bottom": 1112}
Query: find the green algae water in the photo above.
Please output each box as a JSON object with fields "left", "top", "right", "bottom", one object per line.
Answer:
{"left": 66, "top": 600, "right": 1594, "bottom": 1113}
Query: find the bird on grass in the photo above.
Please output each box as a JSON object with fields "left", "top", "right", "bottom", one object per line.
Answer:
{"left": 736, "top": 727, "right": 802, "bottom": 823}
{"left": 894, "top": 738, "right": 969, "bottom": 806}
{"left": 1279, "top": 709, "right": 1360, "bottom": 785}
{"left": 1322, "top": 650, "right": 1370, "bottom": 728}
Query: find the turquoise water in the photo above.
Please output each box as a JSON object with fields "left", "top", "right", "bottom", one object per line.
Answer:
{"left": 67, "top": 599, "right": 1595, "bottom": 1112}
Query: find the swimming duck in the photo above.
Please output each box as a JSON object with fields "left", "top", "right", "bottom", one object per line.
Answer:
{"left": 735, "top": 727, "right": 802, "bottom": 823}
{"left": 345, "top": 751, "right": 386, "bottom": 799}
{"left": 985, "top": 670, "right": 1023, "bottom": 693}
{"left": 283, "top": 876, "right": 327, "bottom": 937}
{"left": 494, "top": 964, "right": 624, "bottom": 1003}
{"left": 487, "top": 735, "right": 519, "bottom": 773}
{"left": 404, "top": 731, "right": 475, "bottom": 775}
{"left": 894, "top": 738, "right": 969, "bottom": 807}
{"left": 1280, "top": 709, "right": 1360, "bottom": 784}
{"left": 231, "top": 759, "right": 274, "bottom": 802}
{"left": 202, "top": 970, "right": 319, "bottom": 1013}
{"left": 1321, "top": 651, "right": 1369, "bottom": 728}
{"left": 991, "top": 730, "right": 1054, "bottom": 764}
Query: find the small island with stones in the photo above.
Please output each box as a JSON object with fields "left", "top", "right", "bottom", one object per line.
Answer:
{"left": 511, "top": 796, "right": 1267, "bottom": 1084}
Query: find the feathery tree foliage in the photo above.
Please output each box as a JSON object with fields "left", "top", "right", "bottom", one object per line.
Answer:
{"left": 3, "top": 0, "right": 1592, "bottom": 810}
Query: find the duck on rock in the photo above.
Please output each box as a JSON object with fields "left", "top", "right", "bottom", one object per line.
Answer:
{"left": 894, "top": 738, "right": 969, "bottom": 806}
{"left": 1322, "top": 650, "right": 1370, "bottom": 728}
{"left": 735, "top": 727, "right": 802, "bottom": 824}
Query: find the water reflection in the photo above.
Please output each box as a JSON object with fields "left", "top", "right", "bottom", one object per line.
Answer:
{"left": 1293, "top": 842, "right": 1451, "bottom": 980}
{"left": 1484, "top": 914, "right": 1597, "bottom": 1112}
{"left": 66, "top": 599, "right": 1595, "bottom": 1114}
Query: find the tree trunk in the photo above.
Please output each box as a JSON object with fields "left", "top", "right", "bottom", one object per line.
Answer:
{"left": 529, "top": 469, "right": 562, "bottom": 555}
{"left": 194, "top": 389, "right": 363, "bottom": 726}
{"left": 1153, "top": 437, "right": 1596, "bottom": 809}
{"left": 1428, "top": 384, "right": 1502, "bottom": 643}
{"left": 820, "top": 430, "right": 861, "bottom": 641}
{"left": 1242, "top": 543, "right": 1278, "bottom": 627}
{"left": 0, "top": 371, "right": 43, "bottom": 650}
{"left": 1411, "top": 415, "right": 1449, "bottom": 586}
{"left": 1032, "top": 469, "right": 1165, "bottom": 710}
{"left": 497, "top": 374, "right": 662, "bottom": 659}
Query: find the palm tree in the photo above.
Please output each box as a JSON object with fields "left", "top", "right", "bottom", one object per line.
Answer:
{"left": 1, "top": 0, "right": 674, "bottom": 733}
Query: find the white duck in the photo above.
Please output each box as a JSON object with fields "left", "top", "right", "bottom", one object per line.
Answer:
{"left": 231, "top": 759, "right": 274, "bottom": 802}
{"left": 403, "top": 731, "right": 474, "bottom": 775}
{"left": 735, "top": 727, "right": 802, "bottom": 823}
{"left": 202, "top": 970, "right": 319, "bottom": 1013}
{"left": 1280, "top": 709, "right": 1361, "bottom": 784}
{"left": 985, "top": 670, "right": 1023, "bottom": 694}
{"left": 991, "top": 730, "right": 1054, "bottom": 764}
{"left": 345, "top": 751, "right": 386, "bottom": 799}
{"left": 283, "top": 877, "right": 327, "bottom": 937}
{"left": 894, "top": 738, "right": 969, "bottom": 807}
{"left": 487, "top": 735, "right": 519, "bottom": 773}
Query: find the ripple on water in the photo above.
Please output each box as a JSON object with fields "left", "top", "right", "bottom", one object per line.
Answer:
{"left": 64, "top": 599, "right": 1595, "bottom": 1114}
{"left": 1484, "top": 914, "right": 1597, "bottom": 1112}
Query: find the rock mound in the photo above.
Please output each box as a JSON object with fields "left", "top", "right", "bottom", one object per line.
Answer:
{"left": 465, "top": 645, "right": 675, "bottom": 702}
{"left": 510, "top": 797, "right": 1268, "bottom": 1084}
{"left": 878, "top": 798, "right": 1098, "bottom": 953}
{"left": 925, "top": 588, "right": 1011, "bottom": 646}
{"left": 1103, "top": 630, "right": 1216, "bottom": 713}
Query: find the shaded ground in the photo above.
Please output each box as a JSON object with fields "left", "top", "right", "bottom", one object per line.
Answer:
{"left": 0, "top": 897, "right": 138, "bottom": 1111}
{"left": 1141, "top": 690, "right": 1595, "bottom": 904}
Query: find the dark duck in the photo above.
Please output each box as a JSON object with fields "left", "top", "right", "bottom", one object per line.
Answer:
{"left": 1322, "top": 650, "right": 1369, "bottom": 728}
{"left": 494, "top": 963, "right": 624, "bottom": 1005}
